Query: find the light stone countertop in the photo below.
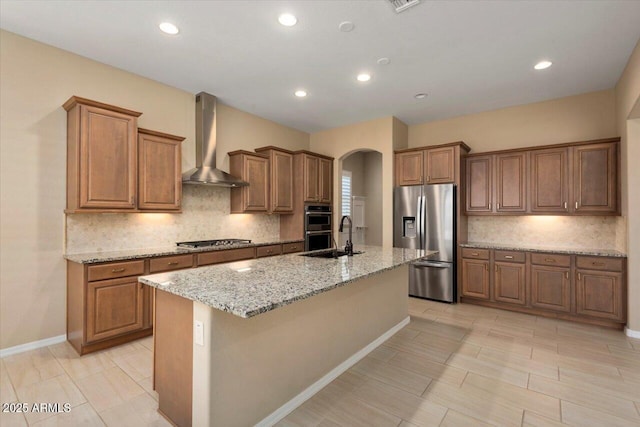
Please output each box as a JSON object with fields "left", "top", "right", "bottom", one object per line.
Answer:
{"left": 64, "top": 238, "right": 304, "bottom": 264}
{"left": 460, "top": 242, "right": 626, "bottom": 258}
{"left": 139, "top": 245, "right": 433, "bottom": 318}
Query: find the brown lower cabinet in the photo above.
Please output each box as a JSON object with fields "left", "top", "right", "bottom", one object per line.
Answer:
{"left": 67, "top": 242, "right": 303, "bottom": 355}
{"left": 460, "top": 248, "right": 627, "bottom": 328}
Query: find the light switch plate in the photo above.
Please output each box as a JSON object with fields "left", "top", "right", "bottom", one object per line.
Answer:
{"left": 194, "top": 320, "right": 204, "bottom": 346}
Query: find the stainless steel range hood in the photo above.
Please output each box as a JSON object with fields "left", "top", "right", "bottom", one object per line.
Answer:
{"left": 182, "top": 92, "right": 249, "bottom": 187}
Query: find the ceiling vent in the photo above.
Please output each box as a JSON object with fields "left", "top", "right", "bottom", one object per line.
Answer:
{"left": 388, "top": 0, "right": 421, "bottom": 13}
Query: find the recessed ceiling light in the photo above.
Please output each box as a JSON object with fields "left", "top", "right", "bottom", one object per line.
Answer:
{"left": 278, "top": 13, "right": 297, "bottom": 27}
{"left": 339, "top": 21, "right": 355, "bottom": 32}
{"left": 414, "top": 93, "right": 428, "bottom": 99}
{"left": 534, "top": 60, "right": 552, "bottom": 70}
{"left": 294, "top": 90, "right": 307, "bottom": 98}
{"left": 357, "top": 73, "right": 371, "bottom": 82}
{"left": 159, "top": 22, "right": 179, "bottom": 35}
{"left": 377, "top": 57, "right": 390, "bottom": 66}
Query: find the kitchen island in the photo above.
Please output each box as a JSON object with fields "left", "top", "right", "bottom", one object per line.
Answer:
{"left": 139, "top": 245, "right": 430, "bottom": 427}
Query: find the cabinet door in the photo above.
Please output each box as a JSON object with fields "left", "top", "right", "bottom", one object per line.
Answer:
{"left": 87, "top": 276, "right": 143, "bottom": 343}
{"left": 303, "top": 155, "right": 320, "bottom": 202}
{"left": 530, "top": 265, "right": 571, "bottom": 312}
{"left": 573, "top": 143, "right": 617, "bottom": 214}
{"left": 530, "top": 148, "right": 569, "bottom": 213}
{"left": 138, "top": 132, "right": 182, "bottom": 210}
{"left": 496, "top": 153, "right": 527, "bottom": 213}
{"left": 271, "top": 150, "right": 294, "bottom": 212}
{"left": 319, "top": 158, "right": 332, "bottom": 204}
{"left": 395, "top": 151, "right": 424, "bottom": 186}
{"left": 244, "top": 156, "right": 269, "bottom": 211}
{"left": 142, "top": 284, "right": 154, "bottom": 329}
{"left": 425, "top": 147, "right": 455, "bottom": 184}
{"left": 465, "top": 156, "right": 493, "bottom": 213}
{"left": 576, "top": 270, "right": 624, "bottom": 321}
{"left": 494, "top": 262, "right": 526, "bottom": 305}
{"left": 79, "top": 105, "right": 137, "bottom": 209}
{"left": 461, "top": 259, "right": 490, "bottom": 299}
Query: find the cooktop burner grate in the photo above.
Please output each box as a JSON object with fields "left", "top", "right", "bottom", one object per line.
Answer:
{"left": 176, "top": 239, "right": 252, "bottom": 248}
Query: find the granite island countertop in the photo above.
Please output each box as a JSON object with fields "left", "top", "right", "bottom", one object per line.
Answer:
{"left": 139, "top": 245, "right": 433, "bottom": 318}
{"left": 64, "top": 238, "right": 304, "bottom": 264}
{"left": 460, "top": 242, "right": 626, "bottom": 258}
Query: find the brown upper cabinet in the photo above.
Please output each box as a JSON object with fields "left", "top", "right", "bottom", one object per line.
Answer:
{"left": 64, "top": 96, "right": 141, "bottom": 211}
{"left": 465, "top": 152, "right": 527, "bottom": 214}
{"left": 229, "top": 151, "right": 270, "bottom": 213}
{"left": 298, "top": 152, "right": 332, "bottom": 204}
{"left": 464, "top": 138, "right": 619, "bottom": 216}
{"left": 64, "top": 97, "right": 185, "bottom": 213}
{"left": 138, "top": 129, "right": 184, "bottom": 211}
{"left": 395, "top": 143, "right": 470, "bottom": 186}
{"left": 255, "top": 146, "right": 294, "bottom": 213}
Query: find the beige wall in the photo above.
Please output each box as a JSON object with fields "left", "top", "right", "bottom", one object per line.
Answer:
{"left": 0, "top": 30, "right": 308, "bottom": 350}
{"left": 615, "top": 39, "right": 640, "bottom": 332}
{"left": 409, "top": 89, "right": 616, "bottom": 152}
{"left": 364, "top": 152, "right": 383, "bottom": 246}
{"left": 310, "top": 117, "right": 397, "bottom": 247}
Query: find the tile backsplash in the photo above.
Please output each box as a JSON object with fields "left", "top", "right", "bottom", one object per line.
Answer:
{"left": 65, "top": 185, "right": 280, "bottom": 253}
{"left": 468, "top": 216, "right": 627, "bottom": 252}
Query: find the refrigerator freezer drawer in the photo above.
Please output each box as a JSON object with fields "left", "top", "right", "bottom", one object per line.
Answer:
{"left": 409, "top": 261, "right": 455, "bottom": 303}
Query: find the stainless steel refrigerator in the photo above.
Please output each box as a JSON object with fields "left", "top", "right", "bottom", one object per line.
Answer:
{"left": 393, "top": 184, "right": 456, "bottom": 303}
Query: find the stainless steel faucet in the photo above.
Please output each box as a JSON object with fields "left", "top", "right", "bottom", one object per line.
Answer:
{"left": 339, "top": 215, "right": 354, "bottom": 256}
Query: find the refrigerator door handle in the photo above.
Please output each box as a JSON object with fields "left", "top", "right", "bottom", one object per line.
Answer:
{"left": 413, "top": 261, "right": 452, "bottom": 269}
{"left": 416, "top": 195, "right": 422, "bottom": 247}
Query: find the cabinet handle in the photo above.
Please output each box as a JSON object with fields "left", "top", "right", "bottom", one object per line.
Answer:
{"left": 485, "top": 263, "right": 488, "bottom": 271}
{"left": 267, "top": 250, "right": 273, "bottom": 254}
{"left": 565, "top": 271, "right": 569, "bottom": 279}
{"left": 545, "top": 258, "right": 556, "bottom": 263}
{"left": 471, "top": 252, "right": 479, "bottom": 256}
{"left": 577, "top": 272, "right": 581, "bottom": 281}
{"left": 489, "top": 203, "right": 492, "bottom": 210}
{"left": 591, "top": 261, "right": 605, "bottom": 266}
{"left": 427, "top": 175, "right": 431, "bottom": 182}
{"left": 575, "top": 201, "right": 578, "bottom": 209}
{"left": 111, "top": 268, "right": 126, "bottom": 273}
{"left": 291, "top": 246, "right": 298, "bottom": 250}
{"left": 504, "top": 255, "right": 513, "bottom": 259}
{"left": 167, "top": 261, "right": 179, "bottom": 266}
{"left": 564, "top": 202, "right": 567, "bottom": 209}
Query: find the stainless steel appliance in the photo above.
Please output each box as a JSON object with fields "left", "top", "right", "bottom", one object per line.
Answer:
{"left": 176, "top": 239, "right": 251, "bottom": 249}
{"left": 304, "top": 205, "right": 332, "bottom": 251}
{"left": 393, "top": 184, "right": 456, "bottom": 302}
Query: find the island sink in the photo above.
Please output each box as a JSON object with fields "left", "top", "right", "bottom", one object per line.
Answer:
{"left": 301, "top": 249, "right": 363, "bottom": 258}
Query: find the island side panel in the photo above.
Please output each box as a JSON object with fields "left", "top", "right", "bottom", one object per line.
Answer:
{"left": 194, "top": 264, "right": 409, "bottom": 427}
{"left": 155, "top": 289, "right": 193, "bottom": 427}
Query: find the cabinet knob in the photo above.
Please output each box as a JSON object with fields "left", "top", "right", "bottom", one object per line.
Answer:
{"left": 111, "top": 268, "right": 126, "bottom": 273}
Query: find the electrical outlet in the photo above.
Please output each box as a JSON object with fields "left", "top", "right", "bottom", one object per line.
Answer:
{"left": 194, "top": 320, "right": 204, "bottom": 346}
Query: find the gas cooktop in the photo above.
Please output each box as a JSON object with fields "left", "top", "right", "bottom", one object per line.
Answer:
{"left": 176, "top": 239, "right": 252, "bottom": 249}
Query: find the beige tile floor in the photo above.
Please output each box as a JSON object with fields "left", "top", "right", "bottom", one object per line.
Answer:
{"left": 2, "top": 298, "right": 639, "bottom": 426}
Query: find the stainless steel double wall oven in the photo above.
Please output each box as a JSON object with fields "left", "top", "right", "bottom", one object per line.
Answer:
{"left": 304, "top": 205, "right": 332, "bottom": 251}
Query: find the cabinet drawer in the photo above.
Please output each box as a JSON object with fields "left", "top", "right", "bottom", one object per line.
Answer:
{"left": 149, "top": 254, "right": 193, "bottom": 273}
{"left": 282, "top": 242, "right": 303, "bottom": 254}
{"left": 197, "top": 247, "right": 255, "bottom": 266}
{"left": 461, "top": 248, "right": 490, "bottom": 260}
{"left": 256, "top": 244, "right": 282, "bottom": 258}
{"left": 87, "top": 260, "right": 145, "bottom": 282}
{"left": 576, "top": 256, "right": 623, "bottom": 272}
{"left": 531, "top": 253, "right": 571, "bottom": 268}
{"left": 494, "top": 250, "right": 525, "bottom": 263}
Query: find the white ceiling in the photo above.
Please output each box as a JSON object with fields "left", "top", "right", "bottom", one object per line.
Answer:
{"left": 1, "top": 1, "right": 639, "bottom": 133}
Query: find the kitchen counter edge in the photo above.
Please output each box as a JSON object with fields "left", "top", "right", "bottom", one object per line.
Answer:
{"left": 64, "top": 239, "right": 305, "bottom": 264}
{"left": 460, "top": 242, "right": 626, "bottom": 258}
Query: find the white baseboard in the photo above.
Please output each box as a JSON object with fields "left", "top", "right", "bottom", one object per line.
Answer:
{"left": 256, "top": 316, "right": 411, "bottom": 427}
{"left": 625, "top": 327, "right": 640, "bottom": 339}
{"left": 0, "top": 334, "right": 67, "bottom": 358}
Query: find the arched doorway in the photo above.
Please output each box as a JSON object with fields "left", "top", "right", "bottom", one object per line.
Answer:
{"left": 339, "top": 150, "right": 383, "bottom": 247}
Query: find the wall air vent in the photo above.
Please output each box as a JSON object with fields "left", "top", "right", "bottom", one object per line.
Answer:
{"left": 388, "top": 0, "right": 421, "bottom": 13}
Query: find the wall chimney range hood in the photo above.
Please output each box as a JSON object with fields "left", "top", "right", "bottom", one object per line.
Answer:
{"left": 182, "top": 92, "right": 249, "bottom": 187}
